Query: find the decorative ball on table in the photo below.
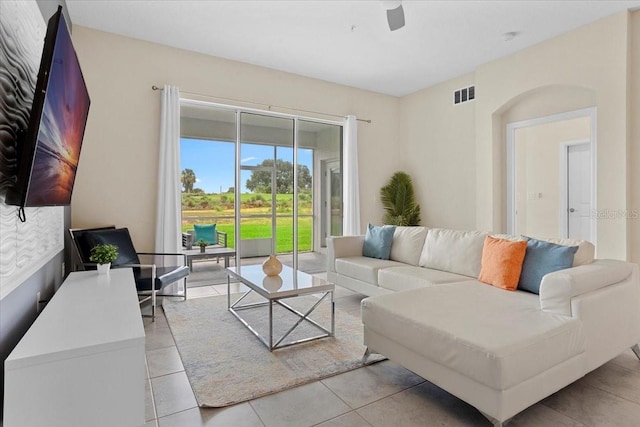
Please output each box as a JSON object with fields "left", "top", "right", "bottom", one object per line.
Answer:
{"left": 262, "top": 254, "right": 283, "bottom": 277}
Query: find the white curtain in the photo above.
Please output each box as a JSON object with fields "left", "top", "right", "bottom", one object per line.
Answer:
{"left": 155, "top": 85, "right": 181, "bottom": 253}
{"left": 343, "top": 115, "right": 361, "bottom": 235}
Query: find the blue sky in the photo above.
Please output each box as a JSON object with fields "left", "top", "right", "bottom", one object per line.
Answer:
{"left": 180, "top": 138, "right": 313, "bottom": 193}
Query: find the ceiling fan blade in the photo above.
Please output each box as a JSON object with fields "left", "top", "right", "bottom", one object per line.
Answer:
{"left": 386, "top": 4, "right": 405, "bottom": 31}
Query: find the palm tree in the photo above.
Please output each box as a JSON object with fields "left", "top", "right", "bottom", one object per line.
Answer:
{"left": 380, "top": 172, "right": 421, "bottom": 226}
{"left": 181, "top": 168, "right": 196, "bottom": 193}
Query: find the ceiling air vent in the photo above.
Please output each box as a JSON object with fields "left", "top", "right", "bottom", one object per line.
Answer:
{"left": 454, "top": 85, "right": 475, "bottom": 105}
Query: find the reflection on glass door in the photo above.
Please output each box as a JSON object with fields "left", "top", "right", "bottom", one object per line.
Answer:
{"left": 238, "top": 113, "right": 294, "bottom": 259}
{"left": 311, "top": 120, "right": 343, "bottom": 250}
{"left": 239, "top": 146, "right": 274, "bottom": 257}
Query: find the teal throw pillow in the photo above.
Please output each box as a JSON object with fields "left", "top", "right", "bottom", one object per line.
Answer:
{"left": 193, "top": 224, "right": 216, "bottom": 245}
{"left": 363, "top": 224, "right": 396, "bottom": 260}
{"left": 518, "top": 237, "right": 578, "bottom": 294}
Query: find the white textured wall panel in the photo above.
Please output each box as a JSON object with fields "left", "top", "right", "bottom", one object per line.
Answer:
{"left": 0, "top": 1, "right": 63, "bottom": 299}
{"left": 0, "top": 205, "right": 63, "bottom": 299}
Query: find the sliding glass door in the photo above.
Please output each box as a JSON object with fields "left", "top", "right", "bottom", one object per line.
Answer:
{"left": 238, "top": 113, "right": 295, "bottom": 260}
{"left": 180, "top": 105, "right": 237, "bottom": 249}
{"left": 180, "top": 100, "right": 343, "bottom": 270}
{"left": 299, "top": 120, "right": 342, "bottom": 249}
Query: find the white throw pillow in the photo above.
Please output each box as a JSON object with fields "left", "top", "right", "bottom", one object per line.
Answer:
{"left": 419, "top": 228, "right": 488, "bottom": 277}
{"left": 389, "top": 226, "right": 428, "bottom": 266}
{"left": 490, "top": 233, "right": 527, "bottom": 242}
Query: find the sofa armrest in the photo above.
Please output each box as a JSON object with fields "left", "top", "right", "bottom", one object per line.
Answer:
{"left": 326, "top": 235, "right": 365, "bottom": 272}
{"left": 539, "top": 259, "right": 637, "bottom": 316}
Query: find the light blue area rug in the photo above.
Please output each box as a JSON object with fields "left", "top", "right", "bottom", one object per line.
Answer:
{"left": 163, "top": 293, "right": 382, "bottom": 407}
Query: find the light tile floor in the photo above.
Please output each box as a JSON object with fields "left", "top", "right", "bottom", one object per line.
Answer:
{"left": 143, "top": 280, "right": 640, "bottom": 427}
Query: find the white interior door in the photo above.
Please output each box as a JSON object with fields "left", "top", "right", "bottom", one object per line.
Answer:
{"left": 567, "top": 143, "right": 591, "bottom": 240}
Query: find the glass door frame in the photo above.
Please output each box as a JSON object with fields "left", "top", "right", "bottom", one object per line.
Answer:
{"left": 180, "top": 98, "right": 342, "bottom": 270}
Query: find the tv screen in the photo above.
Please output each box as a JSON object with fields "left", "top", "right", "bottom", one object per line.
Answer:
{"left": 6, "top": 6, "right": 90, "bottom": 209}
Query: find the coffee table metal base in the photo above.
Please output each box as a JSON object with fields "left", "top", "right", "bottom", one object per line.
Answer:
{"left": 227, "top": 281, "right": 335, "bottom": 351}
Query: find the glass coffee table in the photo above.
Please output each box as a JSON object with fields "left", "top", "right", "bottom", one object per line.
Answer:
{"left": 226, "top": 265, "right": 335, "bottom": 351}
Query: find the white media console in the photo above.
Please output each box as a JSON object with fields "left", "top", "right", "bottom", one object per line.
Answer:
{"left": 3, "top": 269, "right": 146, "bottom": 426}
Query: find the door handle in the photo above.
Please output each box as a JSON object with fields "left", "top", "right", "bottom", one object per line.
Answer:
{"left": 569, "top": 208, "right": 576, "bottom": 213}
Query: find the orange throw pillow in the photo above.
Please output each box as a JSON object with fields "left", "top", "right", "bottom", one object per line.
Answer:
{"left": 478, "top": 236, "right": 527, "bottom": 291}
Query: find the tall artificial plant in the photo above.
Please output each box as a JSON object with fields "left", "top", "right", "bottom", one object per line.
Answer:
{"left": 380, "top": 172, "right": 421, "bottom": 226}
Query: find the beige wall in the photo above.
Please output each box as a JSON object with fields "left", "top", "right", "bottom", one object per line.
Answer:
{"left": 475, "top": 12, "right": 630, "bottom": 259}
{"left": 399, "top": 11, "right": 634, "bottom": 260}
{"left": 72, "top": 10, "right": 640, "bottom": 261}
{"left": 399, "top": 74, "right": 476, "bottom": 230}
{"left": 514, "top": 117, "right": 591, "bottom": 237}
{"left": 71, "top": 26, "right": 401, "bottom": 250}
{"left": 631, "top": 10, "right": 640, "bottom": 264}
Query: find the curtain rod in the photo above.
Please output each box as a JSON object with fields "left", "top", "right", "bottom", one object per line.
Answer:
{"left": 151, "top": 85, "right": 371, "bottom": 123}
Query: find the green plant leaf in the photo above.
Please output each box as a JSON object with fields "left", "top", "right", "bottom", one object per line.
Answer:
{"left": 89, "top": 244, "right": 119, "bottom": 264}
{"left": 380, "top": 172, "right": 421, "bottom": 226}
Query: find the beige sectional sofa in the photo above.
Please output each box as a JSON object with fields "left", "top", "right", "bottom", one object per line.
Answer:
{"left": 326, "top": 227, "right": 640, "bottom": 426}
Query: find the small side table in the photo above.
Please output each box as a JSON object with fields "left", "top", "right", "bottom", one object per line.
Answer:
{"left": 181, "top": 247, "right": 236, "bottom": 271}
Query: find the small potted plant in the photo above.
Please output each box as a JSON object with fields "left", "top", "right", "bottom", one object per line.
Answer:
{"left": 197, "top": 239, "right": 207, "bottom": 253}
{"left": 90, "top": 244, "right": 118, "bottom": 275}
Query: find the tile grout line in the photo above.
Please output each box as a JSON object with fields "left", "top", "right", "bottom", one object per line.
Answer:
{"left": 319, "top": 365, "right": 428, "bottom": 412}
{"left": 146, "top": 344, "right": 185, "bottom": 380}
{"left": 607, "top": 358, "right": 640, "bottom": 374}
{"left": 539, "top": 401, "right": 593, "bottom": 427}
{"left": 160, "top": 307, "right": 202, "bottom": 415}
{"left": 247, "top": 400, "right": 269, "bottom": 427}
{"left": 310, "top": 410, "right": 372, "bottom": 427}
{"left": 145, "top": 358, "right": 159, "bottom": 423}
{"left": 583, "top": 380, "right": 640, "bottom": 408}
{"left": 316, "top": 378, "right": 356, "bottom": 417}
{"left": 351, "top": 380, "right": 429, "bottom": 414}
{"left": 147, "top": 309, "right": 201, "bottom": 422}
{"left": 146, "top": 343, "right": 178, "bottom": 352}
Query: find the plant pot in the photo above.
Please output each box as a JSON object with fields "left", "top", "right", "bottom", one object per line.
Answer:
{"left": 199, "top": 246, "right": 206, "bottom": 253}
{"left": 97, "top": 263, "right": 111, "bottom": 275}
{"left": 262, "top": 255, "right": 283, "bottom": 277}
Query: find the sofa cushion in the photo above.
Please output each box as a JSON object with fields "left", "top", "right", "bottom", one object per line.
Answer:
{"left": 390, "top": 226, "right": 428, "bottom": 266}
{"left": 478, "top": 236, "right": 528, "bottom": 291}
{"left": 335, "top": 256, "right": 404, "bottom": 285}
{"left": 378, "top": 266, "right": 472, "bottom": 292}
{"left": 541, "top": 237, "right": 594, "bottom": 267}
{"left": 363, "top": 224, "right": 396, "bottom": 260}
{"left": 419, "top": 228, "right": 488, "bottom": 277}
{"left": 492, "top": 235, "right": 594, "bottom": 267}
{"left": 362, "top": 282, "right": 585, "bottom": 390}
{"left": 518, "top": 238, "right": 578, "bottom": 294}
{"left": 490, "top": 233, "right": 527, "bottom": 242}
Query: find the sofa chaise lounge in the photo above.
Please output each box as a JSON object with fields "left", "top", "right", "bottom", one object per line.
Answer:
{"left": 327, "top": 227, "right": 640, "bottom": 426}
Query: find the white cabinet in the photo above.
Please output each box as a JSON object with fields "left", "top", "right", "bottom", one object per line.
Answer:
{"left": 4, "top": 269, "right": 146, "bottom": 427}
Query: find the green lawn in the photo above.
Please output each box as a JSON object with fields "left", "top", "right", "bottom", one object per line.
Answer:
{"left": 182, "top": 192, "right": 314, "bottom": 252}
{"left": 182, "top": 217, "right": 312, "bottom": 252}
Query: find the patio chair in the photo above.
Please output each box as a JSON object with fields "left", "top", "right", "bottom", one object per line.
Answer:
{"left": 70, "top": 226, "right": 189, "bottom": 321}
{"left": 182, "top": 223, "right": 228, "bottom": 252}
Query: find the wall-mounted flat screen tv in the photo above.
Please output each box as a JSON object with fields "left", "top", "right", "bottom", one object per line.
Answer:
{"left": 6, "top": 6, "right": 90, "bottom": 209}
